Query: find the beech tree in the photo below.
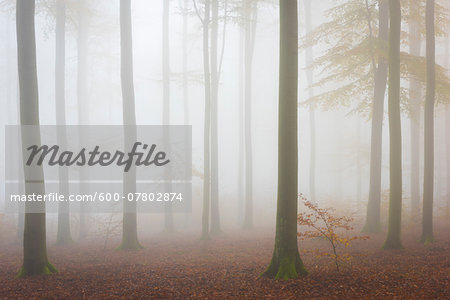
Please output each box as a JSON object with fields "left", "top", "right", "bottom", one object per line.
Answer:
{"left": 54, "top": 0, "right": 72, "bottom": 245}
{"left": 77, "top": 0, "right": 90, "bottom": 241}
{"left": 407, "top": 0, "right": 422, "bottom": 219}
{"left": 163, "top": 0, "right": 175, "bottom": 233}
{"left": 242, "top": 0, "right": 257, "bottom": 229}
{"left": 421, "top": 0, "right": 435, "bottom": 244}
{"left": 304, "top": 0, "right": 316, "bottom": 204}
{"left": 262, "top": 0, "right": 308, "bottom": 279}
{"left": 118, "top": 0, "right": 142, "bottom": 250}
{"left": 363, "top": 0, "right": 388, "bottom": 233}
{"left": 383, "top": 0, "right": 402, "bottom": 250}
{"left": 16, "top": 0, "right": 57, "bottom": 276}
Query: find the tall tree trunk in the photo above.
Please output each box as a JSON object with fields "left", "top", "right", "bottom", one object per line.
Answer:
{"left": 242, "top": 0, "right": 257, "bottom": 229}
{"left": 383, "top": 0, "right": 403, "bottom": 250}
{"left": 162, "top": 0, "right": 175, "bottom": 233}
{"left": 303, "top": 0, "right": 316, "bottom": 203}
{"left": 201, "top": 0, "right": 211, "bottom": 240}
{"left": 118, "top": 0, "right": 142, "bottom": 250}
{"left": 445, "top": 38, "right": 450, "bottom": 219}
{"left": 421, "top": 0, "right": 435, "bottom": 244}
{"left": 408, "top": 1, "right": 422, "bottom": 220}
{"left": 356, "top": 116, "right": 362, "bottom": 205}
{"left": 182, "top": 0, "right": 191, "bottom": 227}
{"left": 55, "top": 0, "right": 72, "bottom": 245}
{"left": 237, "top": 18, "right": 245, "bottom": 225}
{"left": 209, "top": 0, "right": 222, "bottom": 234}
{"left": 77, "top": 2, "right": 90, "bottom": 241}
{"left": 16, "top": 0, "right": 57, "bottom": 277}
{"left": 262, "top": 0, "right": 307, "bottom": 279}
{"left": 363, "top": 0, "right": 388, "bottom": 233}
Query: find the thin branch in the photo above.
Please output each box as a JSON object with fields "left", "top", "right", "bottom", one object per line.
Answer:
{"left": 192, "top": 0, "right": 204, "bottom": 24}
{"left": 218, "top": 0, "right": 228, "bottom": 79}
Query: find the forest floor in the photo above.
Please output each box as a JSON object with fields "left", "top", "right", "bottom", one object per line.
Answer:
{"left": 0, "top": 225, "right": 449, "bottom": 299}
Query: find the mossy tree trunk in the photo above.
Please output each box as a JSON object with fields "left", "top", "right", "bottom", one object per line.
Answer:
{"left": 118, "top": 0, "right": 142, "bottom": 250}
{"left": 421, "top": 0, "right": 435, "bottom": 244}
{"left": 16, "top": 0, "right": 57, "bottom": 277}
{"left": 262, "top": 0, "right": 307, "bottom": 280}
{"left": 55, "top": 0, "right": 72, "bottom": 246}
{"left": 383, "top": 0, "right": 403, "bottom": 250}
{"left": 363, "top": 0, "right": 389, "bottom": 233}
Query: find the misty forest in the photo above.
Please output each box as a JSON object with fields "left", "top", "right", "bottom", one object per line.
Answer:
{"left": 0, "top": 0, "right": 449, "bottom": 298}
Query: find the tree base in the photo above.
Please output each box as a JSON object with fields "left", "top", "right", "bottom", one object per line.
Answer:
{"left": 55, "top": 236, "right": 74, "bottom": 246}
{"left": 361, "top": 222, "right": 382, "bottom": 234}
{"left": 116, "top": 240, "right": 144, "bottom": 250}
{"left": 200, "top": 233, "right": 210, "bottom": 241}
{"left": 382, "top": 238, "right": 403, "bottom": 250}
{"left": 420, "top": 234, "right": 434, "bottom": 245}
{"left": 261, "top": 256, "right": 308, "bottom": 280}
{"left": 242, "top": 224, "right": 254, "bottom": 231}
{"left": 18, "top": 262, "right": 57, "bottom": 278}
{"left": 209, "top": 228, "right": 224, "bottom": 236}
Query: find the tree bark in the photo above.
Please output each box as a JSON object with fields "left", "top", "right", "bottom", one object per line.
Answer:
{"left": 421, "top": 0, "right": 435, "bottom": 244}
{"left": 303, "top": 0, "right": 316, "bottom": 203}
{"left": 237, "top": 16, "right": 245, "bottom": 225}
{"left": 262, "top": 0, "right": 307, "bottom": 279}
{"left": 408, "top": 1, "right": 422, "bottom": 220}
{"left": 201, "top": 0, "right": 211, "bottom": 240}
{"left": 162, "top": 0, "right": 175, "bottom": 233}
{"left": 242, "top": 0, "right": 257, "bottom": 229}
{"left": 210, "top": 0, "right": 222, "bottom": 234}
{"left": 383, "top": 0, "right": 403, "bottom": 250}
{"left": 77, "top": 1, "right": 90, "bottom": 241}
{"left": 118, "top": 0, "right": 142, "bottom": 250}
{"left": 363, "top": 0, "right": 388, "bottom": 233}
{"left": 55, "top": 0, "right": 72, "bottom": 245}
{"left": 16, "top": 0, "right": 57, "bottom": 276}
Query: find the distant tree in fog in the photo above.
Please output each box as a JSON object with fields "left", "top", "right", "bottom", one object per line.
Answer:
{"left": 54, "top": 0, "right": 73, "bottom": 246}
{"left": 421, "top": 0, "right": 436, "bottom": 244}
{"left": 118, "top": 0, "right": 142, "bottom": 250}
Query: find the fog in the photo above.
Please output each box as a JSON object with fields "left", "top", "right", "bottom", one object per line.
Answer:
{"left": 1, "top": 1, "right": 449, "bottom": 235}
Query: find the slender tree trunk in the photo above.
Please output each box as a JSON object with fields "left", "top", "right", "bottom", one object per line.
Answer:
{"left": 237, "top": 19, "right": 245, "bottom": 225}
{"left": 421, "top": 0, "right": 435, "bottom": 244}
{"left": 162, "top": 0, "right": 175, "bottom": 233}
{"left": 77, "top": 2, "right": 90, "bottom": 241}
{"left": 356, "top": 116, "right": 362, "bottom": 205}
{"left": 446, "top": 39, "right": 450, "bottom": 218}
{"left": 363, "top": 0, "right": 388, "bottom": 233}
{"left": 182, "top": 0, "right": 191, "bottom": 227}
{"left": 262, "top": 0, "right": 307, "bottom": 279}
{"left": 408, "top": 2, "right": 422, "bottom": 220}
{"left": 201, "top": 0, "right": 211, "bottom": 240}
{"left": 243, "top": 0, "right": 257, "bottom": 229}
{"left": 303, "top": 0, "right": 316, "bottom": 203}
{"left": 16, "top": 0, "right": 57, "bottom": 277}
{"left": 383, "top": 0, "right": 403, "bottom": 250}
{"left": 118, "top": 0, "right": 142, "bottom": 250}
{"left": 209, "top": 0, "right": 222, "bottom": 234}
{"left": 5, "top": 14, "right": 24, "bottom": 240}
{"left": 54, "top": 0, "right": 72, "bottom": 245}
